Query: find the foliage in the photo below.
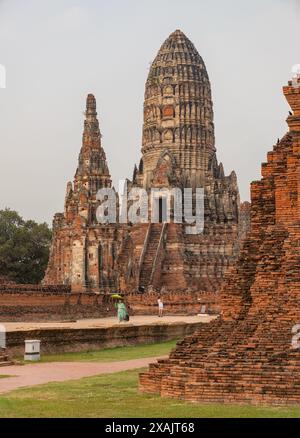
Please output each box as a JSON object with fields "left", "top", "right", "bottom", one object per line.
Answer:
{"left": 0, "top": 209, "right": 52, "bottom": 284}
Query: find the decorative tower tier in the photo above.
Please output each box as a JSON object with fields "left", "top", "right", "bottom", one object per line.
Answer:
{"left": 76, "top": 94, "right": 110, "bottom": 190}
{"left": 65, "top": 94, "right": 111, "bottom": 224}
{"left": 140, "top": 29, "right": 216, "bottom": 190}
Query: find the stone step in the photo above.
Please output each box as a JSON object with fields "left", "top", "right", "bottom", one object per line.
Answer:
{"left": 138, "top": 224, "right": 164, "bottom": 287}
{"left": 0, "top": 352, "right": 14, "bottom": 367}
{"left": 0, "top": 348, "right": 13, "bottom": 361}
{"left": 0, "top": 361, "right": 14, "bottom": 367}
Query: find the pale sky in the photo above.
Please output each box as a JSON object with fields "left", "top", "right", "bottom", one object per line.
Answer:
{"left": 0, "top": 0, "right": 299, "bottom": 224}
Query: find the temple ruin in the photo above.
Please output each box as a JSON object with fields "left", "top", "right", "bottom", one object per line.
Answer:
{"left": 139, "top": 74, "right": 300, "bottom": 405}
{"left": 43, "top": 30, "right": 248, "bottom": 296}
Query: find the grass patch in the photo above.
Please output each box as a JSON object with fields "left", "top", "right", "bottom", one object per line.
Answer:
{"left": 0, "top": 368, "right": 300, "bottom": 418}
{"left": 23, "top": 339, "right": 178, "bottom": 364}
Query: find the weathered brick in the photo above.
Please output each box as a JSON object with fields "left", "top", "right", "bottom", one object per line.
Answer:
{"left": 139, "top": 77, "right": 300, "bottom": 406}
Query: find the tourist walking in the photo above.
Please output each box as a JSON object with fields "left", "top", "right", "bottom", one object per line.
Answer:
{"left": 115, "top": 299, "right": 128, "bottom": 323}
{"left": 157, "top": 296, "right": 164, "bottom": 317}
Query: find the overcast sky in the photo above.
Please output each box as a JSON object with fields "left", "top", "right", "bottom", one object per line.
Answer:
{"left": 0, "top": 0, "right": 299, "bottom": 224}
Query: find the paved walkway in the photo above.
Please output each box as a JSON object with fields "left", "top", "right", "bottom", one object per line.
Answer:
{"left": 2, "top": 315, "right": 215, "bottom": 333}
{"left": 0, "top": 356, "right": 166, "bottom": 394}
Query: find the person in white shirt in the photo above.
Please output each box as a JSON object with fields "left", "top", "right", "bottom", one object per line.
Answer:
{"left": 157, "top": 296, "right": 164, "bottom": 317}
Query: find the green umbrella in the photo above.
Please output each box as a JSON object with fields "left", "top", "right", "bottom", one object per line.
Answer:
{"left": 111, "top": 294, "right": 123, "bottom": 300}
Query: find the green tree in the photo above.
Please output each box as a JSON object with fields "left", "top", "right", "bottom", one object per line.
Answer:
{"left": 0, "top": 209, "right": 52, "bottom": 284}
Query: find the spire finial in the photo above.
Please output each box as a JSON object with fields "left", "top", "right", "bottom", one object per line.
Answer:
{"left": 86, "top": 93, "right": 97, "bottom": 119}
{"left": 283, "top": 72, "right": 300, "bottom": 130}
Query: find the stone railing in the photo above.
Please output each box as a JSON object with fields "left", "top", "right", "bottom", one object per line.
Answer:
{"left": 150, "top": 223, "right": 167, "bottom": 288}
{"left": 137, "top": 223, "right": 151, "bottom": 283}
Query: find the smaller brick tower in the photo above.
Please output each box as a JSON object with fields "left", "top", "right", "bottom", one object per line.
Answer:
{"left": 68, "top": 93, "right": 111, "bottom": 223}
{"left": 44, "top": 95, "right": 118, "bottom": 292}
{"left": 63, "top": 93, "right": 111, "bottom": 226}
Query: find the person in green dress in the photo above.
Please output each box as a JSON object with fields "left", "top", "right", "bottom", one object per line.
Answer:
{"left": 115, "top": 299, "right": 128, "bottom": 322}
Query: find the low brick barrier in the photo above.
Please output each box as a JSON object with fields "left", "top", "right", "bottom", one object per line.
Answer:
{"left": 6, "top": 320, "right": 204, "bottom": 357}
{"left": 0, "top": 288, "right": 220, "bottom": 322}
{"left": 0, "top": 292, "right": 115, "bottom": 321}
{"left": 127, "top": 291, "right": 219, "bottom": 315}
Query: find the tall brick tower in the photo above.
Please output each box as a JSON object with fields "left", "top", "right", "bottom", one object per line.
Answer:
{"left": 138, "top": 29, "right": 215, "bottom": 190}
{"left": 139, "top": 74, "right": 300, "bottom": 405}
{"left": 132, "top": 30, "right": 243, "bottom": 293}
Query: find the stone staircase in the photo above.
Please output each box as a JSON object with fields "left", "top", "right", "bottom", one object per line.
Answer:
{"left": 139, "top": 223, "right": 163, "bottom": 289}
{"left": 0, "top": 349, "right": 13, "bottom": 367}
{"left": 161, "top": 224, "right": 187, "bottom": 290}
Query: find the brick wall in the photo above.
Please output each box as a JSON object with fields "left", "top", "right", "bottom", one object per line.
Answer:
{"left": 0, "top": 291, "right": 115, "bottom": 321}
{"left": 127, "top": 291, "right": 219, "bottom": 315}
{"left": 0, "top": 288, "right": 219, "bottom": 322}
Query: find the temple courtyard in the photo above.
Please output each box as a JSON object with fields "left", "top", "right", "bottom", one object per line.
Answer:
{"left": 1, "top": 318, "right": 299, "bottom": 417}
{"left": 3, "top": 315, "right": 213, "bottom": 332}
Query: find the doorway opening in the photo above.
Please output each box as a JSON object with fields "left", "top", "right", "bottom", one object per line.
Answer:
{"left": 158, "top": 196, "right": 167, "bottom": 223}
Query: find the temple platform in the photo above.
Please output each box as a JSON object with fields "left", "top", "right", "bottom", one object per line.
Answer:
{"left": 2, "top": 315, "right": 216, "bottom": 357}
